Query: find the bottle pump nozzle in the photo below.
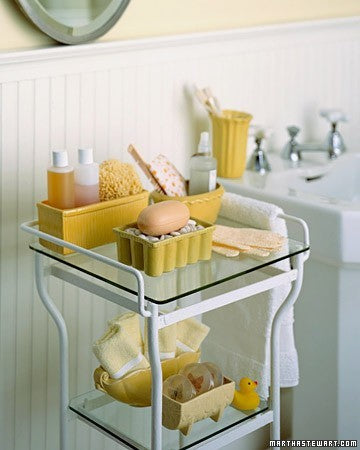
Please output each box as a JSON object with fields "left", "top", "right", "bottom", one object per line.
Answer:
{"left": 198, "top": 132, "right": 210, "bottom": 153}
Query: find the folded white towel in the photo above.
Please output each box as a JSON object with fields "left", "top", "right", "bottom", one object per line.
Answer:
{"left": 108, "top": 312, "right": 143, "bottom": 353}
{"left": 144, "top": 320, "right": 177, "bottom": 360}
{"left": 176, "top": 317, "right": 210, "bottom": 355}
{"left": 202, "top": 192, "right": 299, "bottom": 399}
{"left": 93, "top": 325, "right": 149, "bottom": 379}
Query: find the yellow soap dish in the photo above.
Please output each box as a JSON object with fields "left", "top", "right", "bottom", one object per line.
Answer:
{"left": 113, "top": 218, "right": 215, "bottom": 277}
{"left": 162, "top": 376, "right": 235, "bottom": 436}
{"left": 94, "top": 351, "right": 200, "bottom": 407}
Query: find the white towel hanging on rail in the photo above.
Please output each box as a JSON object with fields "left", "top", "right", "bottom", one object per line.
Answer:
{"left": 202, "top": 192, "right": 299, "bottom": 399}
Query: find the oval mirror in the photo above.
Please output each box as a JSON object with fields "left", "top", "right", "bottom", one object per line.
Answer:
{"left": 16, "top": 0, "right": 131, "bottom": 45}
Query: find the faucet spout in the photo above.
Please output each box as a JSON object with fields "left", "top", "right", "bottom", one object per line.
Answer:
{"left": 282, "top": 122, "right": 346, "bottom": 162}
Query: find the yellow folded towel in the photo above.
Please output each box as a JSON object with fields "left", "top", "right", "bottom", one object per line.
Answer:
{"left": 108, "top": 312, "right": 143, "bottom": 353}
{"left": 144, "top": 320, "right": 177, "bottom": 360}
{"left": 93, "top": 325, "right": 149, "bottom": 379}
{"left": 176, "top": 318, "right": 210, "bottom": 355}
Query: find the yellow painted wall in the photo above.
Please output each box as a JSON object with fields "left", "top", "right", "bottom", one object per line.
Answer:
{"left": 1, "top": 0, "right": 360, "bottom": 51}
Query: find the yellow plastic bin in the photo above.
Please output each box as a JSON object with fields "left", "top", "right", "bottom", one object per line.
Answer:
{"left": 150, "top": 183, "right": 224, "bottom": 224}
{"left": 37, "top": 190, "right": 149, "bottom": 255}
{"left": 211, "top": 110, "right": 252, "bottom": 178}
{"left": 113, "top": 218, "right": 215, "bottom": 277}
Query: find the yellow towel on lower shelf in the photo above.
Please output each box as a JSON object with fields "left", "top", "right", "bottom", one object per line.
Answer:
{"left": 108, "top": 312, "right": 143, "bottom": 353}
{"left": 176, "top": 318, "right": 210, "bottom": 355}
{"left": 93, "top": 325, "right": 149, "bottom": 380}
{"left": 144, "top": 320, "right": 177, "bottom": 360}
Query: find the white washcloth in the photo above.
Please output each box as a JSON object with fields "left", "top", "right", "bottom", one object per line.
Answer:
{"left": 202, "top": 192, "right": 299, "bottom": 399}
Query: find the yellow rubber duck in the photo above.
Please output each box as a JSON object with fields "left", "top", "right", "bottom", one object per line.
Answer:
{"left": 232, "top": 377, "right": 260, "bottom": 411}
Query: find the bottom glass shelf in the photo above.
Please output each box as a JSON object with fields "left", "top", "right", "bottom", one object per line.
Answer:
{"left": 69, "top": 390, "right": 269, "bottom": 449}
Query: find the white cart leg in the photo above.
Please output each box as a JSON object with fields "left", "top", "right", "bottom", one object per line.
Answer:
{"left": 147, "top": 303, "right": 162, "bottom": 450}
{"left": 35, "top": 253, "right": 70, "bottom": 450}
{"left": 270, "top": 253, "right": 304, "bottom": 450}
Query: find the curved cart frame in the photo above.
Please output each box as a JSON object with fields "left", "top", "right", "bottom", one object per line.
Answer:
{"left": 21, "top": 212, "right": 309, "bottom": 450}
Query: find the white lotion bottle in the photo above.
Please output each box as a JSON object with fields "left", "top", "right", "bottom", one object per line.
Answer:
{"left": 74, "top": 148, "right": 99, "bottom": 207}
{"left": 188, "top": 132, "right": 217, "bottom": 195}
{"left": 47, "top": 150, "right": 75, "bottom": 209}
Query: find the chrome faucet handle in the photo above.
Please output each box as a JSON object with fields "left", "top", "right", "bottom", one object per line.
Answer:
{"left": 319, "top": 109, "right": 348, "bottom": 124}
{"left": 248, "top": 125, "right": 273, "bottom": 140}
{"left": 282, "top": 125, "right": 301, "bottom": 162}
{"left": 319, "top": 109, "right": 347, "bottom": 158}
{"left": 247, "top": 126, "right": 272, "bottom": 174}
{"left": 287, "top": 125, "right": 301, "bottom": 139}
{"left": 282, "top": 113, "right": 347, "bottom": 162}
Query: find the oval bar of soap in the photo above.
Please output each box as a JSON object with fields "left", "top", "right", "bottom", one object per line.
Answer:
{"left": 137, "top": 201, "right": 190, "bottom": 236}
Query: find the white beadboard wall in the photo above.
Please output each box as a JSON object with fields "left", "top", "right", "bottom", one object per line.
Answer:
{"left": 0, "top": 17, "right": 359, "bottom": 450}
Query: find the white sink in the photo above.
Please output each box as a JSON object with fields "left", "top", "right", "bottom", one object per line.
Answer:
{"left": 220, "top": 152, "right": 360, "bottom": 442}
{"left": 289, "top": 153, "right": 360, "bottom": 203}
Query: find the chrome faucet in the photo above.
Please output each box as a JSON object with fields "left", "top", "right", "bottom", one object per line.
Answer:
{"left": 247, "top": 126, "right": 272, "bottom": 174}
{"left": 282, "top": 109, "right": 347, "bottom": 162}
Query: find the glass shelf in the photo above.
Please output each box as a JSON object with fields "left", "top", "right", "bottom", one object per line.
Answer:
{"left": 69, "top": 390, "right": 269, "bottom": 450}
{"left": 30, "top": 237, "right": 308, "bottom": 304}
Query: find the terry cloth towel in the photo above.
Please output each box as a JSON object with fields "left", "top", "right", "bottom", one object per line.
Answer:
{"left": 202, "top": 192, "right": 299, "bottom": 399}
{"left": 93, "top": 325, "right": 149, "bottom": 380}
{"left": 176, "top": 317, "right": 210, "bottom": 355}
{"left": 144, "top": 320, "right": 177, "bottom": 360}
{"left": 108, "top": 312, "right": 143, "bottom": 353}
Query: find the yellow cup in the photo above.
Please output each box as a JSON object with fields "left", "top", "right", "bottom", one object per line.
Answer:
{"left": 211, "top": 110, "right": 252, "bottom": 178}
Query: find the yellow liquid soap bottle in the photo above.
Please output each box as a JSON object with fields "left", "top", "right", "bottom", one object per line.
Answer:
{"left": 189, "top": 132, "right": 217, "bottom": 195}
{"left": 74, "top": 148, "right": 99, "bottom": 207}
{"left": 47, "top": 150, "right": 75, "bottom": 209}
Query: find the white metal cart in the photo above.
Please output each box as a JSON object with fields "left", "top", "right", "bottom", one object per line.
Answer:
{"left": 21, "top": 213, "right": 309, "bottom": 450}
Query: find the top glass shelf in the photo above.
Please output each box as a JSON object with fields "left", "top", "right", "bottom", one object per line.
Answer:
{"left": 29, "top": 236, "right": 308, "bottom": 304}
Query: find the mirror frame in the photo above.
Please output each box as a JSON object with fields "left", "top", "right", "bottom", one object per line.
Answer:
{"left": 15, "top": 0, "right": 131, "bottom": 45}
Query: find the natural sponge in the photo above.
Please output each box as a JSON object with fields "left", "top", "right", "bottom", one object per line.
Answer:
{"left": 99, "top": 159, "right": 143, "bottom": 201}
